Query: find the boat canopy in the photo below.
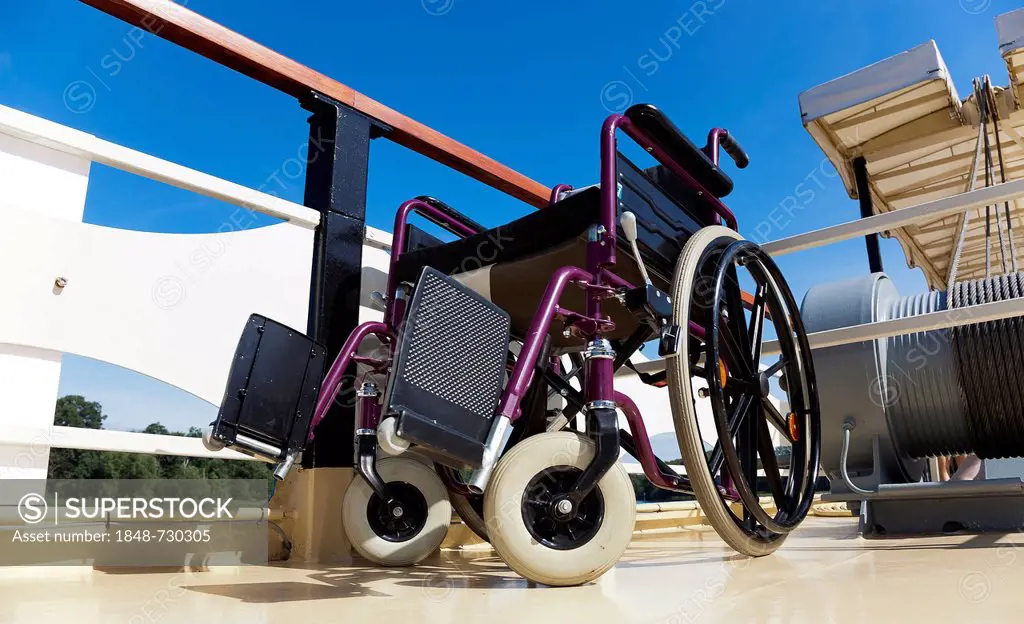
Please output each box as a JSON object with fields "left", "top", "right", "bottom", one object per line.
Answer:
{"left": 798, "top": 9, "right": 1024, "bottom": 288}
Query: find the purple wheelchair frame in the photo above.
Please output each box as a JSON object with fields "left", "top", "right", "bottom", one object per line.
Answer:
{"left": 306, "top": 113, "right": 741, "bottom": 498}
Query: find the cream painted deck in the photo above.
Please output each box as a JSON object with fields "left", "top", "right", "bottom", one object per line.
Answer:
{"left": 2, "top": 517, "right": 1021, "bottom": 623}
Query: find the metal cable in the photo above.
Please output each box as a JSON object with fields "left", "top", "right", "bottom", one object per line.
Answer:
{"left": 979, "top": 82, "right": 998, "bottom": 278}
{"left": 949, "top": 271, "right": 1024, "bottom": 458}
{"left": 946, "top": 79, "right": 987, "bottom": 292}
{"left": 986, "top": 75, "right": 1018, "bottom": 272}
{"left": 885, "top": 290, "right": 971, "bottom": 458}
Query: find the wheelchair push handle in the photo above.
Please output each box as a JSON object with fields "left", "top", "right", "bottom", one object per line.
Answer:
{"left": 607, "top": 105, "right": 738, "bottom": 230}
{"left": 705, "top": 128, "right": 749, "bottom": 169}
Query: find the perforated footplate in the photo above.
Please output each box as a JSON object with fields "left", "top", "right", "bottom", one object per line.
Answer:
{"left": 385, "top": 267, "right": 511, "bottom": 468}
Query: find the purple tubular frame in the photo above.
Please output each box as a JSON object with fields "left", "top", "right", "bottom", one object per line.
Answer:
{"left": 358, "top": 392, "right": 382, "bottom": 431}
{"left": 616, "top": 392, "right": 690, "bottom": 491}
{"left": 310, "top": 198, "right": 486, "bottom": 442}
{"left": 499, "top": 266, "right": 593, "bottom": 420}
{"left": 385, "top": 198, "right": 481, "bottom": 325}
{"left": 704, "top": 128, "right": 727, "bottom": 166}
{"left": 549, "top": 183, "right": 573, "bottom": 205}
{"left": 308, "top": 321, "right": 392, "bottom": 442}
{"left": 602, "top": 115, "right": 738, "bottom": 231}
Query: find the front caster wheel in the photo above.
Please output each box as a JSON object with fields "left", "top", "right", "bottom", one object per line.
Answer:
{"left": 483, "top": 432, "right": 635, "bottom": 586}
{"left": 342, "top": 457, "right": 452, "bottom": 566}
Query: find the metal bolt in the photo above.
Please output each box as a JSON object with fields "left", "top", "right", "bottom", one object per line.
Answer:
{"left": 556, "top": 499, "right": 573, "bottom": 515}
{"left": 697, "top": 387, "right": 710, "bottom": 399}
{"left": 391, "top": 506, "right": 404, "bottom": 518}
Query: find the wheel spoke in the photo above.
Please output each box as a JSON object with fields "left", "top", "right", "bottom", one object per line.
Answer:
{"left": 756, "top": 411, "right": 788, "bottom": 514}
{"left": 764, "top": 357, "right": 787, "bottom": 378}
{"left": 748, "top": 284, "right": 767, "bottom": 364}
{"left": 742, "top": 505, "right": 756, "bottom": 531}
{"left": 708, "top": 393, "right": 754, "bottom": 475}
{"left": 762, "top": 397, "right": 793, "bottom": 442}
{"left": 723, "top": 273, "right": 756, "bottom": 376}
{"left": 717, "top": 322, "right": 755, "bottom": 379}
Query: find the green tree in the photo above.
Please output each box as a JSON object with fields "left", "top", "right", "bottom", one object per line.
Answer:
{"left": 54, "top": 395, "right": 105, "bottom": 429}
{"left": 48, "top": 395, "right": 106, "bottom": 479}
{"left": 48, "top": 395, "right": 272, "bottom": 482}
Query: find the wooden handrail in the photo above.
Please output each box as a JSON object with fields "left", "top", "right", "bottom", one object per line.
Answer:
{"left": 78, "top": 0, "right": 760, "bottom": 309}
{"left": 79, "top": 0, "right": 552, "bottom": 207}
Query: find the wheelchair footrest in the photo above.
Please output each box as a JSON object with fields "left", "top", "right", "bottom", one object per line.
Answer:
{"left": 385, "top": 267, "right": 511, "bottom": 468}
{"left": 210, "top": 314, "right": 326, "bottom": 461}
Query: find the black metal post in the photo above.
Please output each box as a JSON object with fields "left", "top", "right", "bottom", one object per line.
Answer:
{"left": 300, "top": 92, "right": 389, "bottom": 468}
{"left": 853, "top": 156, "right": 884, "bottom": 274}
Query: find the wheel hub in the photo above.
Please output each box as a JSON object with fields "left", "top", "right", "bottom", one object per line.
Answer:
{"left": 758, "top": 371, "right": 771, "bottom": 398}
{"left": 521, "top": 467, "right": 604, "bottom": 551}
{"left": 554, "top": 499, "right": 574, "bottom": 516}
{"left": 366, "top": 481, "right": 428, "bottom": 543}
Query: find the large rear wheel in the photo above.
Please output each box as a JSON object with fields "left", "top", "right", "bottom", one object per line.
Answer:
{"left": 667, "top": 226, "right": 821, "bottom": 556}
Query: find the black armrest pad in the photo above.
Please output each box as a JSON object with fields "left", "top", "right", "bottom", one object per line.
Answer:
{"left": 625, "top": 104, "right": 733, "bottom": 198}
{"left": 415, "top": 195, "right": 487, "bottom": 234}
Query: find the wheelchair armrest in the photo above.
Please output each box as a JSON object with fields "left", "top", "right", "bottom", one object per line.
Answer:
{"left": 624, "top": 104, "right": 734, "bottom": 198}
{"left": 414, "top": 195, "right": 486, "bottom": 235}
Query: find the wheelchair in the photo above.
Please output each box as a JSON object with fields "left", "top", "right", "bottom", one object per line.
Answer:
{"left": 205, "top": 104, "right": 822, "bottom": 586}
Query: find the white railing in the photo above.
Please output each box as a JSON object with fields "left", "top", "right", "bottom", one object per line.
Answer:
{"left": 4, "top": 423, "right": 254, "bottom": 462}
{"left": 0, "top": 106, "right": 320, "bottom": 475}
{"left": 759, "top": 176, "right": 1024, "bottom": 354}
{"left": 4, "top": 102, "right": 1024, "bottom": 471}
{"left": 762, "top": 177, "right": 1024, "bottom": 257}
{"left": 0, "top": 106, "right": 318, "bottom": 229}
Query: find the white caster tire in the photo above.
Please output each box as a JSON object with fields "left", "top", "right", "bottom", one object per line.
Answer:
{"left": 483, "top": 432, "right": 635, "bottom": 586}
{"left": 342, "top": 457, "right": 452, "bottom": 566}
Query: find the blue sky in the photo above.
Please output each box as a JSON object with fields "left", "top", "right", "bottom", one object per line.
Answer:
{"left": 0, "top": 0, "right": 1018, "bottom": 431}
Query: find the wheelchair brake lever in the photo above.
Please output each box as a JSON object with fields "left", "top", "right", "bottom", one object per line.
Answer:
{"left": 620, "top": 211, "right": 652, "bottom": 285}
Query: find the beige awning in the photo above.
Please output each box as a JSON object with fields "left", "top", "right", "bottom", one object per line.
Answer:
{"left": 797, "top": 11, "right": 1024, "bottom": 289}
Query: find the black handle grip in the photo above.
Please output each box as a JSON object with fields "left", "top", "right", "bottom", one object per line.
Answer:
{"left": 719, "top": 131, "right": 749, "bottom": 169}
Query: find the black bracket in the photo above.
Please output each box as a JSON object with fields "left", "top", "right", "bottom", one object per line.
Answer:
{"left": 562, "top": 406, "right": 621, "bottom": 510}
{"left": 624, "top": 283, "right": 674, "bottom": 323}
{"left": 658, "top": 324, "right": 681, "bottom": 357}
{"left": 355, "top": 431, "right": 390, "bottom": 501}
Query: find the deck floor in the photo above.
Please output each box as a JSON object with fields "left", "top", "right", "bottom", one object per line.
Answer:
{"left": 2, "top": 517, "right": 1022, "bottom": 623}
